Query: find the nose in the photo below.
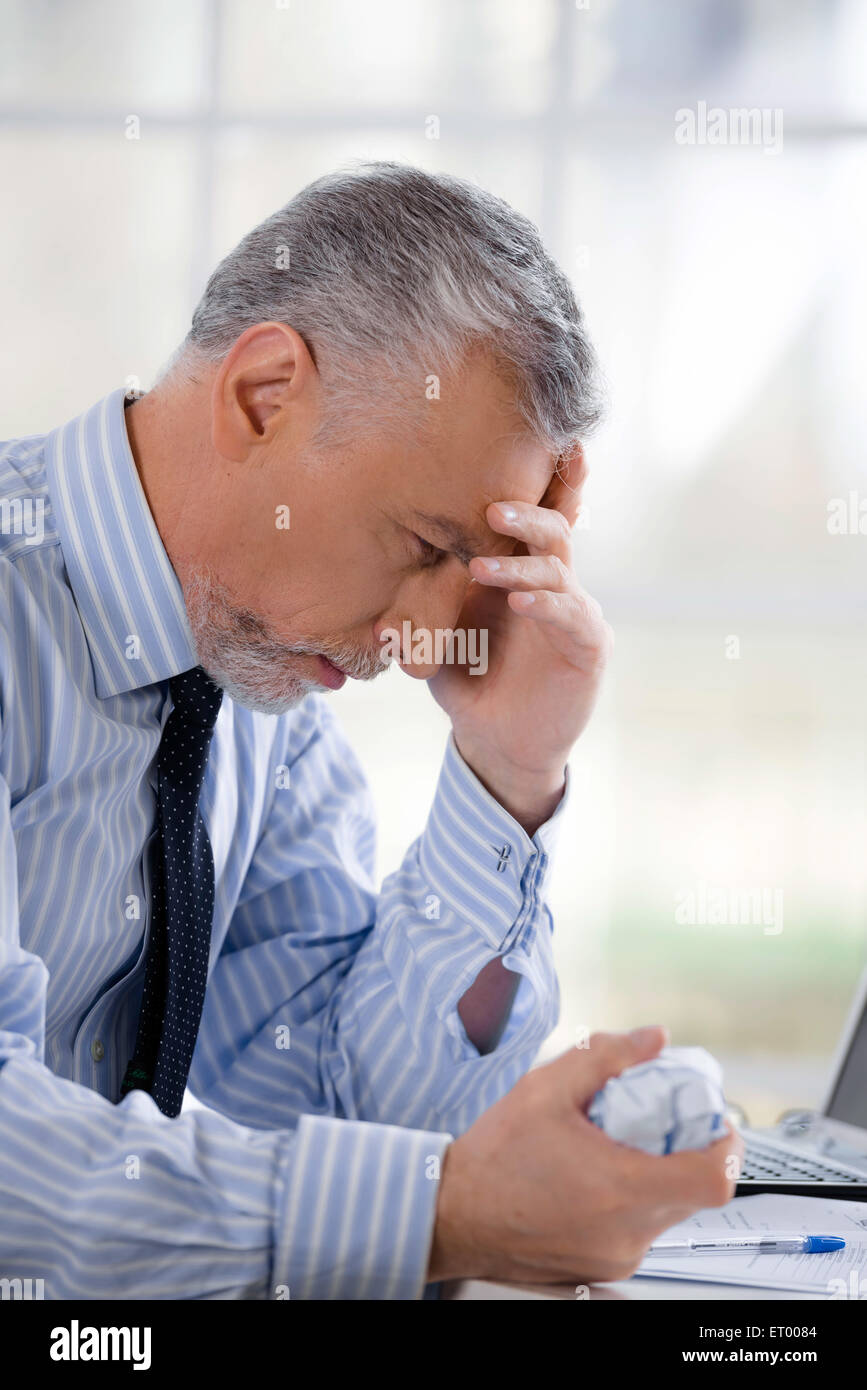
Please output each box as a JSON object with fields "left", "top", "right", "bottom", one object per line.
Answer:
{"left": 375, "top": 565, "right": 473, "bottom": 680}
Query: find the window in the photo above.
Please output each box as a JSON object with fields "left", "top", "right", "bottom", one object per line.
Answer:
{"left": 2, "top": 0, "right": 864, "bottom": 1124}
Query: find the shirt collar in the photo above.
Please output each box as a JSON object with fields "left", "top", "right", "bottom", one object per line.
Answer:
{"left": 44, "top": 387, "right": 197, "bottom": 697}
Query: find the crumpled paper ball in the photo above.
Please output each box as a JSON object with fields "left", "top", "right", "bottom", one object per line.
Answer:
{"left": 587, "top": 1046, "right": 726, "bottom": 1154}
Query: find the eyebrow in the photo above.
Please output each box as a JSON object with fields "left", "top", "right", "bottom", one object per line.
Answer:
{"left": 408, "top": 511, "right": 490, "bottom": 567}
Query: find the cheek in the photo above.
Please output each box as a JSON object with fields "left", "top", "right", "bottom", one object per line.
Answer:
{"left": 248, "top": 465, "right": 403, "bottom": 629}
{"left": 271, "top": 536, "right": 401, "bottom": 633}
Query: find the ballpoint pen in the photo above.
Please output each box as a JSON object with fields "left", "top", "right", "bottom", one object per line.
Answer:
{"left": 646, "top": 1234, "right": 845, "bottom": 1255}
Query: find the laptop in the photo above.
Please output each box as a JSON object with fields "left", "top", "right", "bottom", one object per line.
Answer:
{"left": 735, "top": 964, "right": 867, "bottom": 1200}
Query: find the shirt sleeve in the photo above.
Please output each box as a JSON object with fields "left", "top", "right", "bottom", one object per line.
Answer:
{"left": 0, "top": 730, "right": 449, "bottom": 1300}
{"left": 188, "top": 694, "right": 568, "bottom": 1295}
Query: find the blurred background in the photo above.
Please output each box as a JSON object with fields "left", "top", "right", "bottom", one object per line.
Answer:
{"left": 1, "top": 0, "right": 865, "bottom": 1124}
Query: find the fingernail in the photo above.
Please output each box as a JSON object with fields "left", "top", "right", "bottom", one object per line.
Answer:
{"left": 511, "top": 591, "right": 535, "bottom": 607}
{"left": 630, "top": 1025, "right": 665, "bottom": 1046}
{"left": 478, "top": 557, "right": 500, "bottom": 572}
{"left": 498, "top": 504, "right": 518, "bottom": 522}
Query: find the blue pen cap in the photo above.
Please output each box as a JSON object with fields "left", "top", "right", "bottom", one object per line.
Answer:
{"left": 803, "top": 1236, "right": 845, "bottom": 1252}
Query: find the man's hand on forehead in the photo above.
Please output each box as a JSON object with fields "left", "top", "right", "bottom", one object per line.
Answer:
{"left": 486, "top": 442, "right": 587, "bottom": 556}
{"left": 471, "top": 442, "right": 588, "bottom": 588}
{"left": 431, "top": 439, "right": 609, "bottom": 838}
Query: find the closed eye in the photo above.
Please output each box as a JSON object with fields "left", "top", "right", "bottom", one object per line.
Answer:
{"left": 412, "top": 533, "right": 450, "bottom": 568}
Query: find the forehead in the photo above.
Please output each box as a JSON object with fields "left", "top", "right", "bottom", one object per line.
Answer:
{"left": 401, "top": 353, "right": 556, "bottom": 517}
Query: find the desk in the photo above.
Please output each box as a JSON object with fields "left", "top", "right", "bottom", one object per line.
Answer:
{"left": 442, "top": 1277, "right": 827, "bottom": 1300}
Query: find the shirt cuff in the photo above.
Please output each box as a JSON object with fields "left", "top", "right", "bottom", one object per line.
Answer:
{"left": 417, "top": 732, "right": 570, "bottom": 951}
{"left": 274, "top": 1114, "right": 453, "bottom": 1300}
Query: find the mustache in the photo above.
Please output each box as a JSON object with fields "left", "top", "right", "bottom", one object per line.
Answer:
{"left": 182, "top": 563, "right": 389, "bottom": 691}
{"left": 223, "top": 608, "right": 386, "bottom": 682}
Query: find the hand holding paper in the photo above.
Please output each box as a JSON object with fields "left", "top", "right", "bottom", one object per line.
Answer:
{"left": 588, "top": 1045, "right": 727, "bottom": 1155}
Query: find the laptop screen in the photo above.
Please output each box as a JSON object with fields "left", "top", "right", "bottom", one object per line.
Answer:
{"left": 825, "top": 989, "right": 867, "bottom": 1130}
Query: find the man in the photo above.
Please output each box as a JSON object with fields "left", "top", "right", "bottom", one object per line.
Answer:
{"left": 0, "top": 162, "right": 740, "bottom": 1299}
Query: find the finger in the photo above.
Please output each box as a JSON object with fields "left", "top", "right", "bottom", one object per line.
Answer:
{"left": 469, "top": 553, "right": 571, "bottom": 592}
{"left": 486, "top": 500, "right": 573, "bottom": 561}
{"left": 539, "top": 443, "right": 588, "bottom": 529}
{"left": 507, "top": 588, "right": 612, "bottom": 650}
{"left": 632, "top": 1126, "right": 745, "bottom": 1211}
{"left": 546, "top": 1027, "right": 670, "bottom": 1108}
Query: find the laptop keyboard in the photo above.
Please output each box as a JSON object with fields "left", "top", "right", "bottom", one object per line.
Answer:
{"left": 742, "top": 1135, "right": 865, "bottom": 1183}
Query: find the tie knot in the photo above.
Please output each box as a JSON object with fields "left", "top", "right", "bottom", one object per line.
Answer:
{"left": 169, "top": 666, "right": 223, "bottom": 729}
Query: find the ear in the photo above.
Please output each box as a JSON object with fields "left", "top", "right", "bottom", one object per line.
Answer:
{"left": 211, "top": 321, "right": 319, "bottom": 462}
{"left": 538, "top": 442, "right": 587, "bottom": 527}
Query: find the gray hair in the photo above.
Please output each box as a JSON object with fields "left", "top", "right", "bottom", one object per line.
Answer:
{"left": 178, "top": 161, "right": 603, "bottom": 452}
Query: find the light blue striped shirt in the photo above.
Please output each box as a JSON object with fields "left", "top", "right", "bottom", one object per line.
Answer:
{"left": 0, "top": 387, "right": 566, "bottom": 1299}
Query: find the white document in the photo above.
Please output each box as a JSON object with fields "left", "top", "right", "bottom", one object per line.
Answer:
{"left": 588, "top": 1046, "right": 726, "bottom": 1155}
{"left": 636, "top": 1193, "right": 867, "bottom": 1295}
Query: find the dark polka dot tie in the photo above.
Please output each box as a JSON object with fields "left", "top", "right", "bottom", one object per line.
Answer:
{"left": 120, "top": 666, "right": 223, "bottom": 1118}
